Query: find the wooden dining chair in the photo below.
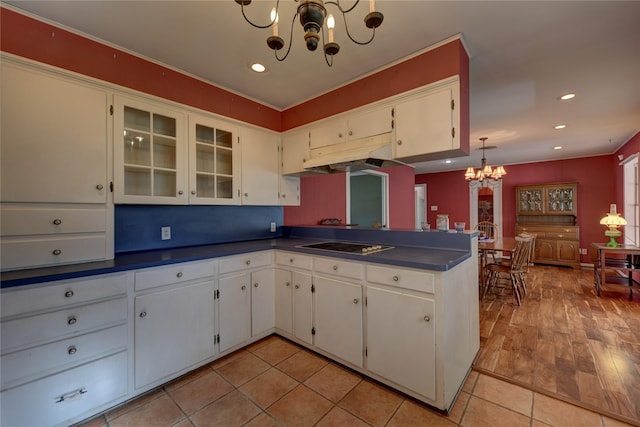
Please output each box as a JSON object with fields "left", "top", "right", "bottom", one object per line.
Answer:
{"left": 482, "top": 235, "right": 535, "bottom": 306}
{"left": 475, "top": 221, "right": 499, "bottom": 263}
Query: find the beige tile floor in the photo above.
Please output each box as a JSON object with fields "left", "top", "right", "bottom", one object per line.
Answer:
{"left": 77, "top": 335, "right": 635, "bottom": 427}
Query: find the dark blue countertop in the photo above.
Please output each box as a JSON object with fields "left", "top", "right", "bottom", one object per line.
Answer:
{"left": 1, "top": 227, "right": 477, "bottom": 288}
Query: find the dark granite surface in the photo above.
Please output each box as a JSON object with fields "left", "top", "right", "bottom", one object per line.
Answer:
{"left": 1, "top": 229, "right": 476, "bottom": 288}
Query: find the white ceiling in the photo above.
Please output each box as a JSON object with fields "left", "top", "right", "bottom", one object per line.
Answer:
{"left": 5, "top": 0, "right": 640, "bottom": 174}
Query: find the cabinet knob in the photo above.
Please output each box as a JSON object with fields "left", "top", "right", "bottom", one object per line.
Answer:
{"left": 176, "top": 272, "right": 183, "bottom": 278}
{"left": 333, "top": 265, "right": 338, "bottom": 271}
{"left": 392, "top": 275, "right": 399, "bottom": 282}
{"left": 290, "top": 258, "right": 294, "bottom": 263}
{"left": 286, "top": 282, "right": 291, "bottom": 287}
{"left": 178, "top": 190, "right": 184, "bottom": 195}
{"left": 295, "top": 284, "right": 300, "bottom": 289}
{"left": 53, "top": 249, "right": 62, "bottom": 256}
{"left": 246, "top": 260, "right": 251, "bottom": 266}
{"left": 67, "top": 316, "right": 77, "bottom": 325}
{"left": 348, "top": 130, "right": 353, "bottom": 136}
{"left": 397, "top": 139, "right": 403, "bottom": 145}
{"left": 96, "top": 184, "right": 104, "bottom": 190}
{"left": 53, "top": 218, "right": 62, "bottom": 225}
{"left": 244, "top": 193, "right": 249, "bottom": 197}
{"left": 191, "top": 190, "right": 196, "bottom": 195}
{"left": 424, "top": 314, "right": 431, "bottom": 322}
{"left": 338, "top": 133, "right": 343, "bottom": 138}
{"left": 64, "top": 290, "right": 74, "bottom": 298}
{"left": 241, "top": 285, "right": 246, "bottom": 291}
{"left": 67, "top": 346, "right": 77, "bottom": 355}
{"left": 254, "top": 283, "right": 259, "bottom": 288}
{"left": 139, "top": 311, "right": 147, "bottom": 318}
{"left": 353, "top": 298, "right": 359, "bottom": 304}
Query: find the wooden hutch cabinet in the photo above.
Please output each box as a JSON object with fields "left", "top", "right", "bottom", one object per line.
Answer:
{"left": 515, "top": 182, "right": 580, "bottom": 269}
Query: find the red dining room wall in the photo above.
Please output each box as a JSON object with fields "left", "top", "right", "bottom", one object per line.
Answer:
{"left": 415, "top": 154, "right": 617, "bottom": 264}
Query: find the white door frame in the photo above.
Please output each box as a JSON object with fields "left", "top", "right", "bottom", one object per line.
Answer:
{"left": 469, "top": 180, "right": 503, "bottom": 238}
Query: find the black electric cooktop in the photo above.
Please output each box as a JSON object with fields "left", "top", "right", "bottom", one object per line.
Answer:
{"left": 298, "top": 241, "right": 394, "bottom": 255}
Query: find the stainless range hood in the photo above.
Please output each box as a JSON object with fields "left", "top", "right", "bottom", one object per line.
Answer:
{"left": 302, "top": 132, "right": 411, "bottom": 173}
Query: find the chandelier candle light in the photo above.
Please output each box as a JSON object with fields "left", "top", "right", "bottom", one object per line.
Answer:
{"left": 235, "top": 0, "right": 383, "bottom": 66}
{"left": 600, "top": 204, "right": 627, "bottom": 247}
{"left": 464, "top": 137, "right": 506, "bottom": 183}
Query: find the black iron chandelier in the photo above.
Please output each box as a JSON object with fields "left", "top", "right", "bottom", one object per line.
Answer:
{"left": 234, "top": 0, "right": 384, "bottom": 66}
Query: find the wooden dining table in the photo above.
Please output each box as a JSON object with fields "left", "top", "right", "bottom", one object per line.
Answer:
{"left": 477, "top": 237, "right": 519, "bottom": 289}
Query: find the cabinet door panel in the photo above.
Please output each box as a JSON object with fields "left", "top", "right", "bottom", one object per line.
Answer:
{"left": 240, "top": 127, "right": 280, "bottom": 205}
{"left": 314, "top": 276, "right": 363, "bottom": 367}
{"left": 275, "top": 269, "right": 293, "bottom": 334}
{"left": 134, "top": 281, "right": 215, "bottom": 388}
{"left": 281, "top": 129, "right": 310, "bottom": 175}
{"left": 557, "top": 241, "right": 579, "bottom": 262}
{"left": 367, "top": 286, "right": 436, "bottom": 400}
{"left": 535, "top": 239, "right": 555, "bottom": 262}
{"left": 1, "top": 63, "right": 108, "bottom": 203}
{"left": 218, "top": 273, "right": 251, "bottom": 353}
{"left": 293, "top": 272, "right": 313, "bottom": 345}
{"left": 347, "top": 106, "right": 392, "bottom": 140}
{"left": 251, "top": 269, "right": 275, "bottom": 336}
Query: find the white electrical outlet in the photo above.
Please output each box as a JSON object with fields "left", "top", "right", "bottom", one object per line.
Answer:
{"left": 270, "top": 222, "right": 276, "bottom": 232}
{"left": 431, "top": 205, "right": 438, "bottom": 211}
{"left": 161, "top": 226, "right": 171, "bottom": 240}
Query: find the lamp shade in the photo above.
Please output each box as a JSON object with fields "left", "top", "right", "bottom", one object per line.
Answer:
{"left": 600, "top": 213, "right": 627, "bottom": 226}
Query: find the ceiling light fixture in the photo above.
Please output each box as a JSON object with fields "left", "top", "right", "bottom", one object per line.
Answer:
{"left": 554, "top": 124, "right": 567, "bottom": 129}
{"left": 553, "top": 146, "right": 563, "bottom": 150}
{"left": 250, "top": 63, "right": 267, "bottom": 72}
{"left": 559, "top": 93, "right": 576, "bottom": 100}
{"left": 235, "top": 0, "right": 384, "bottom": 67}
{"left": 464, "top": 137, "right": 506, "bottom": 183}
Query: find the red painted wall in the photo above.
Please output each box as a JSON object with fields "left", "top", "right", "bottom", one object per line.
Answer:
{"left": 416, "top": 155, "right": 621, "bottom": 264}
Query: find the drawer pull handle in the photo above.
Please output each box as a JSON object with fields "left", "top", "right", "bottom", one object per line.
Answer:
{"left": 246, "top": 260, "right": 251, "bottom": 265}
{"left": 558, "top": 234, "right": 564, "bottom": 238}
{"left": 64, "top": 290, "right": 74, "bottom": 298}
{"left": 424, "top": 315, "right": 431, "bottom": 322}
{"left": 139, "top": 311, "right": 147, "bottom": 318}
{"left": 55, "top": 387, "right": 87, "bottom": 403}
{"left": 53, "top": 218, "right": 62, "bottom": 225}
{"left": 353, "top": 298, "right": 359, "bottom": 304}
{"left": 176, "top": 272, "right": 183, "bottom": 278}
{"left": 295, "top": 284, "right": 300, "bottom": 289}
{"left": 67, "top": 346, "right": 77, "bottom": 355}
{"left": 241, "top": 285, "right": 246, "bottom": 291}
{"left": 333, "top": 265, "right": 338, "bottom": 270}
{"left": 53, "top": 249, "right": 62, "bottom": 256}
{"left": 393, "top": 275, "right": 399, "bottom": 282}
{"left": 67, "top": 316, "right": 77, "bottom": 325}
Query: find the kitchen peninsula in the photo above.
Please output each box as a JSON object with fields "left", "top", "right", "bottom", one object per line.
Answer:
{"left": 0, "top": 227, "right": 479, "bottom": 426}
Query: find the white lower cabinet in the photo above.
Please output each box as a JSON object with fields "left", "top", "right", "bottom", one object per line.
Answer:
{"left": 218, "top": 273, "right": 251, "bottom": 353}
{"left": 134, "top": 280, "right": 216, "bottom": 389}
{"left": 250, "top": 268, "right": 276, "bottom": 337}
{"left": 293, "top": 271, "right": 313, "bottom": 345}
{"left": 366, "top": 285, "right": 436, "bottom": 401}
{"left": 313, "top": 275, "right": 363, "bottom": 368}
{"left": 274, "top": 269, "right": 293, "bottom": 334}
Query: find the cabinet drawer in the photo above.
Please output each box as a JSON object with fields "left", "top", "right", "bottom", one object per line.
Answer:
{"left": 275, "top": 251, "right": 313, "bottom": 270}
{"left": 1, "top": 324, "right": 127, "bottom": 389}
{"left": 366, "top": 264, "right": 435, "bottom": 293}
{"left": 1, "top": 297, "right": 127, "bottom": 353}
{"left": 219, "top": 251, "right": 272, "bottom": 274}
{"left": 135, "top": 259, "right": 216, "bottom": 291}
{"left": 0, "top": 235, "right": 107, "bottom": 271}
{"left": 314, "top": 257, "right": 363, "bottom": 281}
{"left": 1, "top": 205, "right": 106, "bottom": 236}
{"left": 1, "top": 273, "right": 127, "bottom": 319}
{"left": 0, "top": 351, "right": 127, "bottom": 427}
{"left": 545, "top": 231, "right": 578, "bottom": 240}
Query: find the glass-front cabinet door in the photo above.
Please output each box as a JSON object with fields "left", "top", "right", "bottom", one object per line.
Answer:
{"left": 188, "top": 115, "right": 240, "bottom": 204}
{"left": 114, "top": 95, "right": 187, "bottom": 204}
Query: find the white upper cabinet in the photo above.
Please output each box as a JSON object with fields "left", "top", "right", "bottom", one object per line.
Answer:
{"left": 346, "top": 105, "right": 393, "bottom": 140}
{"left": 1, "top": 61, "right": 108, "bottom": 204}
{"left": 309, "top": 117, "right": 345, "bottom": 149}
{"left": 114, "top": 95, "right": 187, "bottom": 204}
{"left": 393, "top": 77, "right": 460, "bottom": 161}
{"left": 240, "top": 126, "right": 280, "bottom": 205}
{"left": 188, "top": 114, "right": 240, "bottom": 205}
{"left": 281, "top": 129, "right": 310, "bottom": 176}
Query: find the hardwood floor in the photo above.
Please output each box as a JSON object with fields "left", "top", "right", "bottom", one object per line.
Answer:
{"left": 475, "top": 264, "right": 640, "bottom": 426}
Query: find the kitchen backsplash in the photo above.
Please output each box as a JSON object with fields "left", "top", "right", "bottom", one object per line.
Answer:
{"left": 114, "top": 205, "right": 283, "bottom": 253}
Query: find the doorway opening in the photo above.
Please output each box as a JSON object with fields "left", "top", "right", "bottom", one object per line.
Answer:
{"left": 469, "top": 180, "right": 503, "bottom": 238}
{"left": 347, "top": 170, "right": 389, "bottom": 228}
{"left": 414, "top": 184, "right": 426, "bottom": 230}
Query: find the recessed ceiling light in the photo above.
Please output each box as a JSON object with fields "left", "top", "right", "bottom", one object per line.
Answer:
{"left": 553, "top": 146, "right": 563, "bottom": 150}
{"left": 554, "top": 124, "right": 567, "bottom": 130}
{"left": 444, "top": 159, "right": 452, "bottom": 164}
{"left": 250, "top": 63, "right": 266, "bottom": 73}
{"left": 559, "top": 93, "right": 576, "bottom": 100}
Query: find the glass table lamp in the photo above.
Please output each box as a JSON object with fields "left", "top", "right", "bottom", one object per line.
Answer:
{"left": 600, "top": 204, "right": 627, "bottom": 247}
